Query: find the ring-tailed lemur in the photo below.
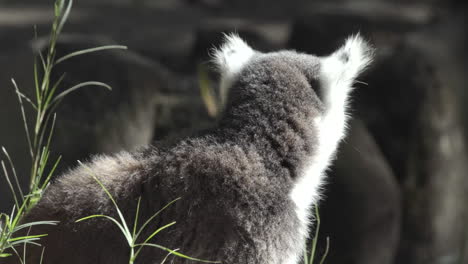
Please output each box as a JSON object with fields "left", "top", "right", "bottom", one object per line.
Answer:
{"left": 12, "top": 34, "right": 373, "bottom": 264}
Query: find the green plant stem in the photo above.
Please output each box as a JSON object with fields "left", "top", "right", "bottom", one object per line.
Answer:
{"left": 1, "top": 0, "right": 126, "bottom": 260}
{"left": 129, "top": 247, "right": 135, "bottom": 264}
{"left": 309, "top": 206, "right": 321, "bottom": 263}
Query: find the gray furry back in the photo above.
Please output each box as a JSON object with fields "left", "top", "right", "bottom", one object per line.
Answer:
{"left": 9, "top": 34, "right": 373, "bottom": 264}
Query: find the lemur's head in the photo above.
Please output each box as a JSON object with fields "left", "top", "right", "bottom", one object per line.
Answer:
{"left": 212, "top": 33, "right": 374, "bottom": 114}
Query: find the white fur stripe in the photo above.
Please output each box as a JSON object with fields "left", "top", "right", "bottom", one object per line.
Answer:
{"left": 289, "top": 34, "right": 374, "bottom": 264}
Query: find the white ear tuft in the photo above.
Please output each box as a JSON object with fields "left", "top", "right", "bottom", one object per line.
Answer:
{"left": 321, "top": 34, "right": 374, "bottom": 86}
{"left": 212, "top": 33, "right": 255, "bottom": 77}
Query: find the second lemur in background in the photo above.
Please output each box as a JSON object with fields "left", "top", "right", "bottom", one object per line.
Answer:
{"left": 13, "top": 34, "right": 373, "bottom": 264}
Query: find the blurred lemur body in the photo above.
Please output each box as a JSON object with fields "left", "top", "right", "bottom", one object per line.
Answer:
{"left": 15, "top": 35, "right": 372, "bottom": 264}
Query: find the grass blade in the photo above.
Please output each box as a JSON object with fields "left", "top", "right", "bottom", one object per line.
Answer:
{"left": 15, "top": 91, "right": 37, "bottom": 110}
{"left": 76, "top": 163, "right": 133, "bottom": 242}
{"left": 2, "top": 147, "right": 24, "bottom": 199}
{"left": 39, "top": 247, "right": 45, "bottom": 264}
{"left": 9, "top": 246, "right": 24, "bottom": 264}
{"left": 132, "top": 197, "right": 141, "bottom": 238}
{"left": 9, "top": 239, "right": 43, "bottom": 247}
{"left": 134, "top": 221, "right": 177, "bottom": 259}
{"left": 33, "top": 57, "right": 41, "bottom": 103}
{"left": 51, "top": 81, "right": 112, "bottom": 105}
{"left": 55, "top": 45, "right": 128, "bottom": 65}
{"left": 142, "top": 221, "right": 176, "bottom": 244}
{"left": 54, "top": 0, "right": 64, "bottom": 17}
{"left": 8, "top": 234, "right": 48, "bottom": 243}
{"left": 45, "top": 114, "right": 57, "bottom": 156}
{"left": 11, "top": 79, "right": 33, "bottom": 158}
{"left": 13, "top": 221, "right": 58, "bottom": 233}
{"left": 76, "top": 214, "right": 131, "bottom": 244}
{"left": 1, "top": 161, "right": 20, "bottom": 209}
{"left": 135, "top": 243, "right": 221, "bottom": 263}
{"left": 38, "top": 49, "right": 47, "bottom": 74}
{"left": 309, "top": 206, "right": 321, "bottom": 264}
{"left": 90, "top": 177, "right": 131, "bottom": 237}
{"left": 57, "top": 0, "right": 72, "bottom": 35}
{"left": 161, "top": 248, "right": 179, "bottom": 264}
{"left": 44, "top": 73, "right": 66, "bottom": 107}
{"left": 40, "top": 156, "right": 61, "bottom": 191}
{"left": 319, "top": 237, "right": 330, "bottom": 264}
{"left": 135, "top": 197, "right": 181, "bottom": 241}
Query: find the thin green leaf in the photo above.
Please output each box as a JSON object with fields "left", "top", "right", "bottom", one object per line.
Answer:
{"left": 132, "top": 197, "right": 142, "bottom": 238}
{"left": 75, "top": 214, "right": 108, "bottom": 222}
{"left": 39, "top": 246, "right": 46, "bottom": 264}
{"left": 2, "top": 147, "right": 24, "bottom": 199}
{"left": 8, "top": 239, "right": 43, "bottom": 247}
{"left": 134, "top": 221, "right": 177, "bottom": 259}
{"left": 57, "top": 0, "right": 73, "bottom": 35}
{"left": 39, "top": 66, "right": 51, "bottom": 94}
{"left": 10, "top": 202, "right": 28, "bottom": 228}
{"left": 40, "top": 156, "right": 61, "bottom": 190}
{"left": 37, "top": 147, "right": 49, "bottom": 179}
{"left": 15, "top": 90, "right": 37, "bottom": 110}
{"left": 142, "top": 221, "right": 176, "bottom": 244}
{"left": 11, "top": 79, "right": 33, "bottom": 158}
{"left": 21, "top": 226, "right": 30, "bottom": 264}
{"left": 135, "top": 243, "right": 221, "bottom": 263}
{"left": 13, "top": 221, "right": 58, "bottom": 233}
{"left": 34, "top": 108, "right": 57, "bottom": 168}
{"left": 161, "top": 248, "right": 179, "bottom": 264}
{"left": 318, "top": 237, "right": 330, "bottom": 264}
{"left": 9, "top": 246, "right": 24, "bottom": 264}
{"left": 55, "top": 45, "right": 128, "bottom": 65}
{"left": 1, "top": 161, "right": 20, "bottom": 209}
{"left": 54, "top": 0, "right": 64, "bottom": 17}
{"left": 78, "top": 162, "right": 132, "bottom": 240}
{"left": 45, "top": 114, "right": 57, "bottom": 157}
{"left": 10, "top": 245, "right": 24, "bottom": 264}
{"left": 0, "top": 253, "right": 12, "bottom": 257}
{"left": 135, "top": 197, "right": 181, "bottom": 240}
{"left": 8, "top": 234, "right": 47, "bottom": 243}
{"left": 76, "top": 214, "right": 132, "bottom": 245}
{"left": 38, "top": 49, "right": 47, "bottom": 75}
{"left": 36, "top": 105, "right": 54, "bottom": 146}
{"left": 44, "top": 73, "right": 66, "bottom": 107}
{"left": 309, "top": 206, "right": 321, "bottom": 264}
{"left": 51, "top": 81, "right": 112, "bottom": 105}
{"left": 34, "top": 57, "right": 41, "bottom": 103}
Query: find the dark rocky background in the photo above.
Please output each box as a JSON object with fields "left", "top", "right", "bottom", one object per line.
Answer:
{"left": 0, "top": 0, "right": 467, "bottom": 263}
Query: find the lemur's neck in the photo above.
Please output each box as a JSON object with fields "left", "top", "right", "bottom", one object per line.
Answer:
{"left": 217, "top": 91, "right": 320, "bottom": 179}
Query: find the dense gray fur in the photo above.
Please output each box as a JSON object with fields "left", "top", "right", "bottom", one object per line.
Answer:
{"left": 8, "top": 35, "right": 373, "bottom": 264}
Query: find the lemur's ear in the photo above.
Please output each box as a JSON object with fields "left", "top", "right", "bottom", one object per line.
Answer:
{"left": 320, "top": 34, "right": 374, "bottom": 87}
{"left": 212, "top": 33, "right": 255, "bottom": 77}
